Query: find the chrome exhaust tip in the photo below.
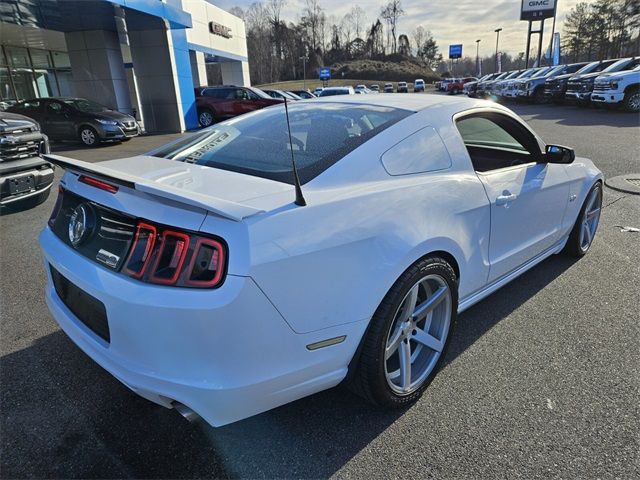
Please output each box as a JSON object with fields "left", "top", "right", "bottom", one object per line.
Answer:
{"left": 173, "top": 402, "right": 201, "bottom": 423}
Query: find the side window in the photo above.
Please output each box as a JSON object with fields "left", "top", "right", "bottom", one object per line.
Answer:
{"left": 203, "top": 89, "right": 219, "bottom": 98}
{"left": 245, "top": 89, "right": 259, "bottom": 100}
{"left": 381, "top": 126, "right": 452, "bottom": 176}
{"left": 47, "top": 101, "right": 64, "bottom": 114}
{"left": 221, "top": 88, "right": 236, "bottom": 99}
{"left": 456, "top": 113, "right": 540, "bottom": 172}
{"left": 234, "top": 89, "right": 249, "bottom": 100}
{"left": 15, "top": 100, "right": 40, "bottom": 112}
{"left": 626, "top": 58, "right": 640, "bottom": 70}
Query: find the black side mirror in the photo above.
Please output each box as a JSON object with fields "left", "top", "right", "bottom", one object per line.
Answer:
{"left": 545, "top": 144, "right": 575, "bottom": 164}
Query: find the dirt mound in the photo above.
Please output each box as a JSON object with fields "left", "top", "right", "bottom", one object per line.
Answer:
{"left": 331, "top": 59, "right": 438, "bottom": 83}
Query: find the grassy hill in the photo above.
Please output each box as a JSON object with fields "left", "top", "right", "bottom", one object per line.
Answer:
{"left": 256, "top": 59, "right": 438, "bottom": 91}
{"left": 332, "top": 59, "right": 438, "bottom": 83}
{"left": 256, "top": 79, "right": 436, "bottom": 91}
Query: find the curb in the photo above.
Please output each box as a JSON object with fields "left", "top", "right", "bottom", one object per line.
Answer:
{"left": 605, "top": 174, "right": 640, "bottom": 195}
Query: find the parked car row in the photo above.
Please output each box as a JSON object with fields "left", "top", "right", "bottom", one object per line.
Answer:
{"left": 463, "top": 57, "right": 640, "bottom": 112}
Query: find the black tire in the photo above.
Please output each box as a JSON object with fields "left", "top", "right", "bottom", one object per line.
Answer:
{"left": 348, "top": 256, "right": 458, "bottom": 408}
{"left": 532, "top": 88, "right": 545, "bottom": 104}
{"left": 79, "top": 126, "right": 99, "bottom": 147}
{"left": 623, "top": 88, "right": 640, "bottom": 113}
{"left": 563, "top": 182, "right": 602, "bottom": 258}
{"left": 197, "top": 108, "right": 215, "bottom": 127}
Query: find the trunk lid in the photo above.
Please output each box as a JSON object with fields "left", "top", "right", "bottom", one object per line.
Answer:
{"left": 44, "top": 154, "right": 294, "bottom": 221}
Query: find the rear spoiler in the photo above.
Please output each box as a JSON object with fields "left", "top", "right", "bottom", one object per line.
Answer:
{"left": 43, "top": 154, "right": 263, "bottom": 222}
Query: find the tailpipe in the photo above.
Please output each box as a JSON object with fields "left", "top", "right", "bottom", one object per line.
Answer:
{"left": 173, "top": 402, "right": 201, "bottom": 423}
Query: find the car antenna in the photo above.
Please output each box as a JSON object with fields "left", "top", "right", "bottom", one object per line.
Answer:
{"left": 283, "top": 97, "right": 307, "bottom": 207}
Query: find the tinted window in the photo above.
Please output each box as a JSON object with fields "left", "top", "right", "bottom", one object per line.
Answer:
{"left": 603, "top": 58, "right": 640, "bottom": 72}
{"left": 12, "top": 100, "right": 40, "bottom": 112}
{"left": 203, "top": 88, "right": 222, "bottom": 98}
{"left": 156, "top": 103, "right": 412, "bottom": 184}
{"left": 204, "top": 88, "right": 233, "bottom": 99}
{"left": 63, "top": 99, "right": 108, "bottom": 112}
{"left": 566, "top": 63, "right": 585, "bottom": 74}
{"left": 47, "top": 101, "right": 66, "bottom": 114}
{"left": 456, "top": 113, "right": 541, "bottom": 172}
{"left": 457, "top": 117, "right": 526, "bottom": 152}
{"left": 319, "top": 89, "right": 350, "bottom": 96}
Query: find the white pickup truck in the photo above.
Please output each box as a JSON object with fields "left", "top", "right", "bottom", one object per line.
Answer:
{"left": 591, "top": 65, "right": 640, "bottom": 112}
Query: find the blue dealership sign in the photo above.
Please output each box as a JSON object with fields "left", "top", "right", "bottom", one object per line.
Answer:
{"left": 449, "top": 44, "right": 463, "bottom": 59}
{"left": 319, "top": 67, "right": 331, "bottom": 80}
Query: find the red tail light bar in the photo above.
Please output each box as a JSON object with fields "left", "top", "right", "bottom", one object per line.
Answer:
{"left": 123, "top": 222, "right": 157, "bottom": 279}
{"left": 78, "top": 175, "right": 119, "bottom": 193}
{"left": 47, "top": 187, "right": 227, "bottom": 289}
{"left": 123, "top": 220, "right": 227, "bottom": 289}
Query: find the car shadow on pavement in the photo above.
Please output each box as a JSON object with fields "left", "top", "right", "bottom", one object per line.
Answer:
{"left": 0, "top": 255, "right": 578, "bottom": 479}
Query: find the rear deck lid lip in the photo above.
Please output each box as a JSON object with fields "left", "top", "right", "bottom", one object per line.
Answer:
{"left": 44, "top": 154, "right": 293, "bottom": 221}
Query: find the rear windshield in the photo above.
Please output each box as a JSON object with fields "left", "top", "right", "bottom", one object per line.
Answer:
{"left": 153, "top": 102, "right": 412, "bottom": 184}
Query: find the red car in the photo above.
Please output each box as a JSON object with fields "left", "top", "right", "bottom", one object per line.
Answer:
{"left": 447, "top": 77, "right": 478, "bottom": 95}
{"left": 194, "top": 86, "right": 282, "bottom": 127}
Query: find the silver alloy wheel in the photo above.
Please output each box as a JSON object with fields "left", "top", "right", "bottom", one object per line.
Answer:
{"left": 80, "top": 128, "right": 96, "bottom": 145}
{"left": 579, "top": 186, "right": 602, "bottom": 252}
{"left": 628, "top": 92, "right": 640, "bottom": 112}
{"left": 199, "top": 111, "right": 214, "bottom": 127}
{"left": 384, "top": 274, "right": 452, "bottom": 395}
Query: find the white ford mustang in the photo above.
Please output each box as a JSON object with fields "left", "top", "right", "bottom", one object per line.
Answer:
{"left": 41, "top": 95, "right": 602, "bottom": 427}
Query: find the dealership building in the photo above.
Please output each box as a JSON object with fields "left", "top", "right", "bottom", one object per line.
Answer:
{"left": 0, "top": 0, "right": 250, "bottom": 132}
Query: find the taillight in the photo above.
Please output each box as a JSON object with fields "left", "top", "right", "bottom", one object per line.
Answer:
{"left": 122, "top": 220, "right": 226, "bottom": 289}
{"left": 149, "top": 230, "right": 190, "bottom": 285}
{"left": 184, "top": 238, "right": 225, "bottom": 287}
{"left": 123, "top": 222, "right": 157, "bottom": 278}
{"left": 48, "top": 186, "right": 64, "bottom": 228}
{"left": 78, "top": 175, "right": 118, "bottom": 193}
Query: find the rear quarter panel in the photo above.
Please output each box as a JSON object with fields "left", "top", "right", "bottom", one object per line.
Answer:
{"left": 246, "top": 108, "right": 492, "bottom": 333}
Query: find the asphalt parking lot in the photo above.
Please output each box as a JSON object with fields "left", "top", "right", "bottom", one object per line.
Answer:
{"left": 1, "top": 101, "right": 639, "bottom": 479}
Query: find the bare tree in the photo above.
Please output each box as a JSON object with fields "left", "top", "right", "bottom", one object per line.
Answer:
{"left": 380, "top": 0, "right": 404, "bottom": 53}
{"left": 303, "top": 0, "right": 324, "bottom": 52}
{"left": 350, "top": 6, "right": 366, "bottom": 40}
{"left": 412, "top": 25, "right": 425, "bottom": 56}
{"left": 229, "top": 6, "right": 245, "bottom": 20}
{"left": 340, "top": 13, "right": 354, "bottom": 49}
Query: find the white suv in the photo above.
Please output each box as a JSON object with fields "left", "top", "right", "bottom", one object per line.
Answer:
{"left": 591, "top": 65, "right": 640, "bottom": 112}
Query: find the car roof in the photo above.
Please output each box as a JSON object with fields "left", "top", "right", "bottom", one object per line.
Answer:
{"left": 309, "top": 92, "right": 498, "bottom": 112}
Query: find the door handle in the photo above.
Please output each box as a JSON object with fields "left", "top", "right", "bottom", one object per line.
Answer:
{"left": 496, "top": 193, "right": 517, "bottom": 206}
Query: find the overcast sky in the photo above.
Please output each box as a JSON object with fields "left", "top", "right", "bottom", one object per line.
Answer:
{"left": 212, "top": 0, "right": 594, "bottom": 57}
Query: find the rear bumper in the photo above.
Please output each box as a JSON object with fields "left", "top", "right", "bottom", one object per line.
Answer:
{"left": 39, "top": 227, "right": 366, "bottom": 426}
{"left": 591, "top": 91, "right": 624, "bottom": 104}
{"left": 0, "top": 157, "right": 54, "bottom": 204}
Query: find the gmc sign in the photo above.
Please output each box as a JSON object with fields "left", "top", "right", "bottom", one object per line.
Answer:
{"left": 209, "top": 22, "right": 232, "bottom": 39}
{"left": 520, "top": 0, "right": 556, "bottom": 20}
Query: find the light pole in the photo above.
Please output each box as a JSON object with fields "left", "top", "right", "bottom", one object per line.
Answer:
{"left": 494, "top": 28, "right": 502, "bottom": 72}
{"left": 300, "top": 55, "right": 309, "bottom": 89}
{"left": 475, "top": 39, "right": 481, "bottom": 77}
